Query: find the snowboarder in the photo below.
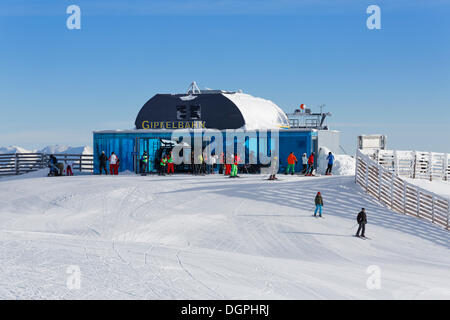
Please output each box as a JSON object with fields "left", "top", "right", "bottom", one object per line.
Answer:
{"left": 314, "top": 192, "right": 323, "bottom": 217}
{"left": 306, "top": 152, "right": 315, "bottom": 176}
{"left": 355, "top": 208, "right": 367, "bottom": 238}
{"left": 109, "top": 152, "right": 119, "bottom": 175}
{"left": 285, "top": 152, "right": 297, "bottom": 175}
{"left": 167, "top": 153, "right": 174, "bottom": 175}
{"left": 325, "top": 152, "right": 334, "bottom": 175}
{"left": 99, "top": 151, "right": 108, "bottom": 175}
{"left": 301, "top": 153, "right": 308, "bottom": 174}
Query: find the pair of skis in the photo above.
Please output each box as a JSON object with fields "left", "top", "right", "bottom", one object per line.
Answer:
{"left": 354, "top": 235, "right": 371, "bottom": 240}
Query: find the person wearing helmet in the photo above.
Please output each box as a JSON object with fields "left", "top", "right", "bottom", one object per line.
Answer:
{"left": 314, "top": 191, "right": 323, "bottom": 217}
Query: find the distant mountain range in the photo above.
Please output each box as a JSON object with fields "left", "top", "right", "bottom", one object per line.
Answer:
{"left": 0, "top": 145, "right": 93, "bottom": 155}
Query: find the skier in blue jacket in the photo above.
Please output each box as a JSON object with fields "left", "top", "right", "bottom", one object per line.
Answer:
{"left": 325, "top": 152, "right": 334, "bottom": 175}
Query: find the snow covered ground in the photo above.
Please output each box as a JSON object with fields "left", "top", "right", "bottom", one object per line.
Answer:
{"left": 318, "top": 147, "right": 356, "bottom": 176}
{"left": 405, "top": 178, "right": 450, "bottom": 199}
{"left": 0, "top": 172, "right": 449, "bottom": 299}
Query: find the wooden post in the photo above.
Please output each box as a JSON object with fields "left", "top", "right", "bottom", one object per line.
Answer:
{"left": 403, "top": 182, "right": 407, "bottom": 215}
{"left": 428, "top": 152, "right": 432, "bottom": 181}
{"left": 15, "top": 153, "right": 19, "bottom": 175}
{"left": 378, "top": 167, "right": 381, "bottom": 201}
{"left": 444, "top": 153, "right": 448, "bottom": 181}
{"left": 417, "top": 190, "right": 421, "bottom": 217}
{"left": 394, "top": 150, "right": 398, "bottom": 176}
{"left": 390, "top": 172, "right": 394, "bottom": 210}
{"left": 446, "top": 199, "right": 450, "bottom": 230}
{"left": 431, "top": 195, "right": 435, "bottom": 223}
{"left": 79, "top": 155, "right": 82, "bottom": 172}
{"left": 364, "top": 158, "right": 369, "bottom": 192}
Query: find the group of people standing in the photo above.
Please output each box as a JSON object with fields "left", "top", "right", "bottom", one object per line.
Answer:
{"left": 158, "top": 153, "right": 175, "bottom": 176}
{"left": 284, "top": 151, "right": 334, "bottom": 176}
{"left": 105, "top": 149, "right": 335, "bottom": 178}
{"left": 98, "top": 151, "right": 120, "bottom": 175}
{"left": 189, "top": 152, "right": 241, "bottom": 177}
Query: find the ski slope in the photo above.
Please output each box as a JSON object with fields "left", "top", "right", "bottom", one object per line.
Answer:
{"left": 0, "top": 172, "right": 449, "bottom": 299}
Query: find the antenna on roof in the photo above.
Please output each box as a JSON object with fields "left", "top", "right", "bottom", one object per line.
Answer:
{"left": 187, "top": 81, "right": 201, "bottom": 94}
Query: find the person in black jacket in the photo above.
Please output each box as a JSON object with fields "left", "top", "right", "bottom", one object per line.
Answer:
{"left": 356, "top": 208, "right": 367, "bottom": 237}
{"left": 99, "top": 151, "right": 108, "bottom": 175}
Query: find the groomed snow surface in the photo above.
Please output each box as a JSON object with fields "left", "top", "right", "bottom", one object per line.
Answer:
{"left": 0, "top": 172, "right": 449, "bottom": 299}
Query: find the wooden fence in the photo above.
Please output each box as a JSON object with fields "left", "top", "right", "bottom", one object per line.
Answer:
{"left": 366, "top": 149, "right": 450, "bottom": 181}
{"left": 0, "top": 153, "right": 93, "bottom": 176}
{"left": 356, "top": 149, "right": 449, "bottom": 230}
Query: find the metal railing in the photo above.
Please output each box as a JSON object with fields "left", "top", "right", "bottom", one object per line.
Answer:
{"left": 356, "top": 149, "right": 449, "bottom": 230}
{"left": 0, "top": 153, "right": 93, "bottom": 176}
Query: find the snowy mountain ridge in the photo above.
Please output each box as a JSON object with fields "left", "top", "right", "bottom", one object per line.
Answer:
{"left": 0, "top": 145, "right": 93, "bottom": 155}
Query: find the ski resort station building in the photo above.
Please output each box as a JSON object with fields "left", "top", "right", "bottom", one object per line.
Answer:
{"left": 93, "top": 83, "right": 340, "bottom": 174}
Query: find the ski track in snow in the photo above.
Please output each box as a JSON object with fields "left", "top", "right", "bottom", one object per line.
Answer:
{"left": 0, "top": 173, "right": 449, "bottom": 299}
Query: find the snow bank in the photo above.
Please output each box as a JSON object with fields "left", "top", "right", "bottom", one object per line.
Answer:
{"left": 318, "top": 146, "right": 355, "bottom": 176}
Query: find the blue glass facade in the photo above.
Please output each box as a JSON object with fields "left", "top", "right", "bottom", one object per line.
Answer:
{"left": 93, "top": 130, "right": 316, "bottom": 174}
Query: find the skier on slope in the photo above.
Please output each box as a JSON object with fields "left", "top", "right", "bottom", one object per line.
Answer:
{"left": 285, "top": 152, "right": 297, "bottom": 175}
{"left": 325, "top": 152, "right": 335, "bottom": 175}
{"left": 305, "top": 152, "right": 315, "bottom": 176}
{"left": 314, "top": 192, "right": 323, "bottom": 217}
{"left": 355, "top": 208, "right": 367, "bottom": 238}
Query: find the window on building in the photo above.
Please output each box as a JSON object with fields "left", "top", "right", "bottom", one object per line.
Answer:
{"left": 177, "top": 106, "right": 187, "bottom": 120}
{"left": 190, "top": 105, "right": 201, "bottom": 120}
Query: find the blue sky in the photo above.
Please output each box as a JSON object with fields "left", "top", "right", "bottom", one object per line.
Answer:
{"left": 0, "top": 0, "right": 449, "bottom": 153}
